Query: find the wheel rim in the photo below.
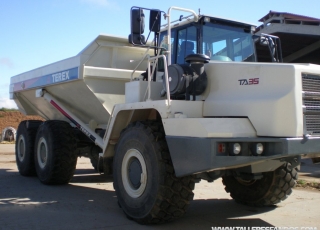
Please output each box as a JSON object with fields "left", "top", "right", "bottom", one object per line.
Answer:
{"left": 236, "top": 177, "right": 257, "bottom": 186}
{"left": 37, "top": 137, "right": 48, "bottom": 169}
{"left": 121, "top": 149, "right": 147, "bottom": 198}
{"left": 17, "top": 135, "right": 26, "bottom": 162}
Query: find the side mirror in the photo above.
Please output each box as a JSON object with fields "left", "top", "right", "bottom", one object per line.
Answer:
{"left": 128, "top": 7, "right": 164, "bottom": 47}
{"left": 259, "top": 35, "right": 272, "bottom": 46}
{"left": 129, "top": 8, "right": 146, "bottom": 44}
{"left": 254, "top": 34, "right": 283, "bottom": 62}
{"left": 131, "top": 8, "right": 145, "bottom": 34}
{"left": 149, "top": 10, "right": 161, "bottom": 33}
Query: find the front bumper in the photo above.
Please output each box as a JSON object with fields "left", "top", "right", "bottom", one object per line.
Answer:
{"left": 166, "top": 136, "right": 320, "bottom": 177}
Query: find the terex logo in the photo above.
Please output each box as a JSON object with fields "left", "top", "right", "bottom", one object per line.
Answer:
{"left": 80, "top": 126, "right": 91, "bottom": 139}
{"left": 52, "top": 71, "right": 70, "bottom": 83}
{"left": 238, "top": 78, "right": 259, "bottom": 85}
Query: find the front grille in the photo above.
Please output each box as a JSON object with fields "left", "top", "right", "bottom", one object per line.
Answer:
{"left": 302, "top": 75, "right": 320, "bottom": 93}
{"left": 305, "top": 115, "right": 320, "bottom": 134}
{"left": 302, "top": 73, "right": 320, "bottom": 135}
{"left": 304, "top": 100, "right": 320, "bottom": 112}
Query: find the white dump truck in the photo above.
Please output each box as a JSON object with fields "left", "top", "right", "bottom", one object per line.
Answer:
{"left": 10, "top": 6, "right": 320, "bottom": 224}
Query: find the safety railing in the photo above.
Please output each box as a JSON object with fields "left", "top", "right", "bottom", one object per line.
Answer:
{"left": 130, "top": 52, "right": 171, "bottom": 106}
{"left": 147, "top": 55, "right": 171, "bottom": 106}
{"left": 130, "top": 47, "right": 151, "bottom": 81}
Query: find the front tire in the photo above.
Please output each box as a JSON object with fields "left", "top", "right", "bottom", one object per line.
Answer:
{"left": 34, "top": 120, "right": 77, "bottom": 185}
{"left": 222, "top": 163, "right": 298, "bottom": 206}
{"left": 15, "top": 120, "right": 43, "bottom": 176}
{"left": 90, "top": 146, "right": 104, "bottom": 172}
{"left": 113, "top": 121, "right": 195, "bottom": 224}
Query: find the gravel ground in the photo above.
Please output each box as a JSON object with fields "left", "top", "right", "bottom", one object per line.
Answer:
{"left": 1, "top": 144, "right": 320, "bottom": 230}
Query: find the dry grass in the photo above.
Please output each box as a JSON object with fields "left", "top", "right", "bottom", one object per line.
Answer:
{"left": 0, "top": 141, "right": 15, "bottom": 144}
{"left": 296, "top": 179, "right": 320, "bottom": 191}
{"left": 0, "top": 111, "right": 43, "bottom": 132}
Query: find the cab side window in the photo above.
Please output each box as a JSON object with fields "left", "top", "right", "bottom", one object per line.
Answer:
{"left": 202, "top": 24, "right": 254, "bottom": 62}
{"left": 159, "top": 30, "right": 176, "bottom": 64}
{"left": 177, "top": 26, "right": 197, "bottom": 64}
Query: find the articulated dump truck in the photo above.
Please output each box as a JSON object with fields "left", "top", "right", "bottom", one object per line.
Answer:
{"left": 10, "top": 6, "right": 320, "bottom": 224}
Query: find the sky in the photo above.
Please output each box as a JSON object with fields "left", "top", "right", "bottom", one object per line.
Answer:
{"left": 1, "top": 0, "right": 319, "bottom": 109}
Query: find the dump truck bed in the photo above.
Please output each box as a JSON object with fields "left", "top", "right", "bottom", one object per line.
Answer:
{"left": 10, "top": 34, "right": 150, "bottom": 127}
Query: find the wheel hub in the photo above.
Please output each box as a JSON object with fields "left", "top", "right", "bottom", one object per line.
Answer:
{"left": 37, "top": 137, "right": 48, "bottom": 169}
{"left": 121, "top": 149, "right": 147, "bottom": 198}
{"left": 128, "top": 158, "right": 142, "bottom": 189}
{"left": 17, "top": 135, "right": 26, "bottom": 162}
{"left": 236, "top": 177, "right": 257, "bottom": 186}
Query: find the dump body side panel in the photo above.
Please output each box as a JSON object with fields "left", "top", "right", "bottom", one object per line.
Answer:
{"left": 10, "top": 35, "right": 151, "bottom": 127}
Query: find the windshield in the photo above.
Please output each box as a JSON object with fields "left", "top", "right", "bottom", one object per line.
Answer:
{"left": 202, "top": 23, "right": 256, "bottom": 62}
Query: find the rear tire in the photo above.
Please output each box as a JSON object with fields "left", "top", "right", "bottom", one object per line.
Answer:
{"left": 113, "top": 121, "right": 195, "bottom": 224}
{"left": 90, "top": 157, "right": 104, "bottom": 172}
{"left": 34, "top": 120, "right": 77, "bottom": 185}
{"left": 222, "top": 163, "right": 298, "bottom": 206}
{"left": 90, "top": 146, "right": 104, "bottom": 172}
{"left": 15, "top": 120, "right": 43, "bottom": 176}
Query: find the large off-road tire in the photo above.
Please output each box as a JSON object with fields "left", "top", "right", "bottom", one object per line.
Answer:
{"left": 90, "top": 157, "right": 103, "bottom": 172}
{"left": 34, "top": 120, "right": 77, "bottom": 185}
{"left": 222, "top": 163, "right": 298, "bottom": 206}
{"left": 113, "top": 121, "right": 195, "bottom": 224}
{"left": 90, "top": 146, "right": 104, "bottom": 172}
{"left": 89, "top": 146, "right": 112, "bottom": 175}
{"left": 90, "top": 156, "right": 113, "bottom": 176}
{"left": 15, "top": 120, "right": 43, "bottom": 176}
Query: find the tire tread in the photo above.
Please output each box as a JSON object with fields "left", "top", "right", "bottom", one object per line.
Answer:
{"left": 35, "top": 120, "right": 77, "bottom": 185}
{"left": 114, "top": 120, "right": 195, "bottom": 224}
{"left": 222, "top": 163, "right": 298, "bottom": 206}
{"left": 15, "top": 120, "right": 43, "bottom": 176}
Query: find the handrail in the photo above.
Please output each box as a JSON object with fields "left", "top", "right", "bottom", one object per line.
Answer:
{"left": 165, "top": 7, "right": 198, "bottom": 65}
{"left": 161, "top": 13, "right": 194, "bottom": 28}
{"left": 131, "top": 6, "right": 199, "bottom": 106}
{"left": 130, "top": 47, "right": 151, "bottom": 81}
{"left": 147, "top": 55, "right": 170, "bottom": 106}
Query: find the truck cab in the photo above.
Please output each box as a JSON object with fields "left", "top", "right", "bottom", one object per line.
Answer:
{"left": 160, "top": 14, "right": 257, "bottom": 65}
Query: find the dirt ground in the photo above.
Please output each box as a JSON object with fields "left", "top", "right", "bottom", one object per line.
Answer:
{"left": 0, "top": 111, "right": 43, "bottom": 134}
{"left": 0, "top": 144, "right": 320, "bottom": 230}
